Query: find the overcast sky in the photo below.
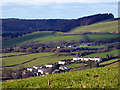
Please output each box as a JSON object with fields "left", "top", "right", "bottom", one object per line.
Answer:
{"left": 0, "top": 0, "right": 119, "bottom": 19}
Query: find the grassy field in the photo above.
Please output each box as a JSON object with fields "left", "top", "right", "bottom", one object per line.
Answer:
{"left": 99, "top": 58, "right": 119, "bottom": 65}
{"left": 86, "top": 33, "right": 118, "bottom": 40}
{"left": 34, "top": 34, "right": 83, "bottom": 43}
{"left": 65, "top": 63, "right": 86, "bottom": 68}
{"left": 69, "top": 20, "right": 119, "bottom": 34}
{"left": 3, "top": 31, "right": 83, "bottom": 47}
{"left": 3, "top": 20, "right": 119, "bottom": 47}
{"left": 3, "top": 32, "right": 118, "bottom": 47}
{"left": 2, "top": 52, "right": 73, "bottom": 69}
{"left": 3, "top": 31, "right": 52, "bottom": 47}
{"left": 2, "top": 52, "right": 26, "bottom": 57}
{"left": 2, "top": 61, "right": 119, "bottom": 88}
{"left": 84, "top": 49, "right": 119, "bottom": 58}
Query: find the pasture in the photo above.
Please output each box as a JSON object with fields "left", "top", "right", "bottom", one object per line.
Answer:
{"left": 2, "top": 52, "right": 73, "bottom": 69}
{"left": 69, "top": 20, "right": 119, "bottom": 34}
{"left": 84, "top": 49, "right": 119, "bottom": 58}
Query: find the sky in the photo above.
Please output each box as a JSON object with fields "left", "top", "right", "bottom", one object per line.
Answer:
{"left": 0, "top": 0, "right": 119, "bottom": 19}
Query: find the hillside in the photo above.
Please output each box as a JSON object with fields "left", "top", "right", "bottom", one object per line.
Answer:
{"left": 68, "top": 20, "right": 119, "bottom": 34}
{"left": 2, "top": 13, "right": 114, "bottom": 32}
{"left": 3, "top": 31, "right": 118, "bottom": 47}
{"left": 2, "top": 61, "right": 119, "bottom": 88}
{"left": 2, "top": 31, "right": 84, "bottom": 47}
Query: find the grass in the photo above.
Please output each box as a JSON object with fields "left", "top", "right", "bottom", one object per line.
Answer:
{"left": 2, "top": 49, "right": 119, "bottom": 69}
{"left": 2, "top": 21, "right": 118, "bottom": 47}
{"left": 69, "top": 20, "right": 119, "bottom": 34}
{"left": 2, "top": 53, "right": 54, "bottom": 67}
{"left": 2, "top": 52, "right": 26, "bottom": 57}
{"left": 2, "top": 31, "right": 52, "bottom": 47}
{"left": 2, "top": 52, "right": 73, "bottom": 69}
{"left": 2, "top": 61, "right": 119, "bottom": 88}
{"left": 84, "top": 49, "right": 119, "bottom": 58}
{"left": 3, "top": 31, "right": 83, "bottom": 47}
{"left": 86, "top": 33, "right": 118, "bottom": 40}
{"left": 99, "top": 58, "right": 119, "bottom": 65}
{"left": 65, "top": 63, "right": 85, "bottom": 68}
{"left": 34, "top": 34, "right": 83, "bottom": 43}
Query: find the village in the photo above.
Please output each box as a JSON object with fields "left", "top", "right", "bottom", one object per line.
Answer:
{"left": 22, "top": 56, "right": 102, "bottom": 77}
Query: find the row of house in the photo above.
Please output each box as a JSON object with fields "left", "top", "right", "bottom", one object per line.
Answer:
{"left": 57, "top": 43, "right": 93, "bottom": 49}
{"left": 73, "top": 57, "right": 102, "bottom": 62}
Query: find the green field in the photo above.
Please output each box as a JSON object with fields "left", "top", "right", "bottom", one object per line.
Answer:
{"left": 86, "top": 33, "right": 118, "bottom": 40}
{"left": 3, "top": 20, "right": 119, "bottom": 47}
{"left": 3, "top": 31, "right": 52, "bottom": 47}
{"left": 3, "top": 31, "right": 83, "bottom": 47}
{"left": 3, "top": 32, "right": 118, "bottom": 47}
{"left": 84, "top": 49, "right": 119, "bottom": 58}
{"left": 2, "top": 52, "right": 73, "bottom": 69}
{"left": 69, "top": 20, "right": 119, "bottom": 34}
{"left": 2, "top": 49, "right": 119, "bottom": 69}
{"left": 66, "top": 63, "right": 86, "bottom": 68}
{"left": 2, "top": 61, "right": 119, "bottom": 88}
{"left": 99, "top": 58, "right": 119, "bottom": 65}
{"left": 2, "top": 52, "right": 26, "bottom": 57}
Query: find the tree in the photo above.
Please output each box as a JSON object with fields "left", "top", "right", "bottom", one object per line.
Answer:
{"left": 87, "top": 60, "right": 93, "bottom": 68}
{"left": 47, "top": 68, "right": 53, "bottom": 74}
{"left": 26, "top": 47, "right": 33, "bottom": 53}
{"left": 106, "top": 54, "right": 110, "bottom": 60}
{"left": 37, "top": 47, "right": 43, "bottom": 52}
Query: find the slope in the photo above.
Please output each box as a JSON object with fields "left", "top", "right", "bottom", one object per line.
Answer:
{"left": 69, "top": 20, "right": 119, "bottom": 34}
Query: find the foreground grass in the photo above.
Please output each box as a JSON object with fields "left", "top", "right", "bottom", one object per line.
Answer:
{"left": 2, "top": 62, "right": 119, "bottom": 88}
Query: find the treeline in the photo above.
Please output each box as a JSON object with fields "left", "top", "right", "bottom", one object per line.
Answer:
{"left": 2, "top": 41, "right": 120, "bottom": 57}
{"left": 2, "top": 13, "right": 114, "bottom": 33}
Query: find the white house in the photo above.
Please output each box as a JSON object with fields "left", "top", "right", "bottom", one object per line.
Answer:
{"left": 38, "top": 68, "right": 47, "bottom": 75}
{"left": 59, "top": 66, "right": 70, "bottom": 70}
{"left": 58, "top": 60, "right": 67, "bottom": 65}
{"left": 68, "top": 45, "right": 73, "bottom": 48}
{"left": 57, "top": 46, "right": 61, "bottom": 49}
{"left": 46, "top": 63, "right": 54, "bottom": 68}
{"left": 33, "top": 65, "right": 45, "bottom": 69}
{"left": 27, "top": 67, "right": 33, "bottom": 72}
{"left": 73, "top": 57, "right": 101, "bottom": 62}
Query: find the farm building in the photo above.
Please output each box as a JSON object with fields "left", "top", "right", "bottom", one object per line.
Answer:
{"left": 73, "top": 57, "right": 101, "bottom": 62}
{"left": 58, "top": 60, "right": 68, "bottom": 65}
{"left": 46, "top": 63, "right": 54, "bottom": 68}
{"left": 57, "top": 46, "right": 64, "bottom": 49}
{"left": 59, "top": 66, "right": 70, "bottom": 70}
{"left": 33, "top": 65, "right": 45, "bottom": 69}
{"left": 38, "top": 68, "right": 47, "bottom": 75}
{"left": 27, "top": 67, "right": 33, "bottom": 72}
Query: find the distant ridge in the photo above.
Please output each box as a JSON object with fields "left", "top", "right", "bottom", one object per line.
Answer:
{"left": 2, "top": 13, "right": 114, "bottom": 32}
